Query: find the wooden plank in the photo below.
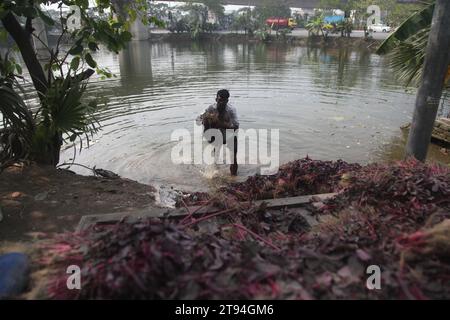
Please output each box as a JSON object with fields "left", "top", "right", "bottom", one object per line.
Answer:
{"left": 76, "top": 205, "right": 214, "bottom": 232}
{"left": 402, "top": 119, "right": 450, "bottom": 145}
{"left": 432, "top": 132, "right": 450, "bottom": 143}
{"left": 252, "top": 193, "right": 337, "bottom": 209}
{"left": 76, "top": 193, "right": 338, "bottom": 232}
{"left": 437, "top": 118, "right": 450, "bottom": 126}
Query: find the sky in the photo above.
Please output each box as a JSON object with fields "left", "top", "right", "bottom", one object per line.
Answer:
{"left": 43, "top": 1, "right": 314, "bottom": 14}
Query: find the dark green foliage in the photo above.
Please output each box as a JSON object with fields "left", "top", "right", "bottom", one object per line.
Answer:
{"left": 0, "top": 0, "right": 157, "bottom": 165}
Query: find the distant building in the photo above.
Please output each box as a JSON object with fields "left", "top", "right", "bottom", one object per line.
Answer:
{"left": 291, "top": 7, "right": 314, "bottom": 18}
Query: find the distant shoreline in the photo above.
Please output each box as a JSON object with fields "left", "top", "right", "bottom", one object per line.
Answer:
{"left": 146, "top": 32, "right": 383, "bottom": 50}
{"left": 26, "top": 31, "right": 385, "bottom": 52}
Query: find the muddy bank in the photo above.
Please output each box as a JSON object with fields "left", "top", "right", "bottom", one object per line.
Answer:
{"left": 0, "top": 163, "right": 156, "bottom": 242}
{"left": 149, "top": 32, "right": 382, "bottom": 50}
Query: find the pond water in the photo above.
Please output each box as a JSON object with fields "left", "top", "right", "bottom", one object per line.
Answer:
{"left": 40, "top": 40, "right": 450, "bottom": 191}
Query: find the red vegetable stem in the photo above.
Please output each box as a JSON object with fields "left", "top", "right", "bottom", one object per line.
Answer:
{"left": 180, "top": 198, "right": 213, "bottom": 225}
{"left": 179, "top": 199, "right": 192, "bottom": 223}
{"left": 232, "top": 223, "right": 281, "bottom": 251}
{"left": 182, "top": 207, "right": 236, "bottom": 229}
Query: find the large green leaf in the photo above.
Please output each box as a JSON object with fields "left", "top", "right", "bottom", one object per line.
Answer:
{"left": 69, "top": 45, "right": 84, "bottom": 55}
{"left": 84, "top": 53, "right": 97, "bottom": 68}
{"left": 70, "top": 56, "right": 80, "bottom": 70}
{"left": 377, "top": 1, "right": 435, "bottom": 55}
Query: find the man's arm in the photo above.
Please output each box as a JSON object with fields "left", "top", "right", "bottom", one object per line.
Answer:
{"left": 229, "top": 107, "right": 239, "bottom": 130}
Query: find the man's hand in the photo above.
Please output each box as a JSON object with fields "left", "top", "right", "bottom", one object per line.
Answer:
{"left": 222, "top": 120, "right": 236, "bottom": 130}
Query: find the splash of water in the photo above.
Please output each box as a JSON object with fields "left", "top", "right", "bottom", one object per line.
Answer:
{"left": 153, "top": 185, "right": 183, "bottom": 208}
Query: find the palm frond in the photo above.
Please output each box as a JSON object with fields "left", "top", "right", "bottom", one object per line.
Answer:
{"left": 0, "top": 85, "right": 35, "bottom": 161}
{"left": 33, "top": 74, "right": 102, "bottom": 156}
{"left": 387, "top": 27, "right": 430, "bottom": 87}
{"left": 377, "top": 1, "right": 434, "bottom": 55}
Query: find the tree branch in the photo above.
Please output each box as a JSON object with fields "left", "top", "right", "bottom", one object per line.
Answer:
{"left": 1, "top": 12, "right": 48, "bottom": 101}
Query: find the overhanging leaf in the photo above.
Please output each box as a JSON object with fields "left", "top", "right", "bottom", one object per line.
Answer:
{"left": 69, "top": 45, "right": 83, "bottom": 55}
{"left": 88, "top": 42, "right": 99, "bottom": 51}
{"left": 84, "top": 53, "right": 97, "bottom": 68}
{"left": 70, "top": 56, "right": 80, "bottom": 70}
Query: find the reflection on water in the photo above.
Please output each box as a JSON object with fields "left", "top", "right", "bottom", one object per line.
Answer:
{"left": 376, "top": 129, "right": 450, "bottom": 165}
{"left": 55, "top": 40, "right": 450, "bottom": 191}
{"left": 119, "top": 41, "right": 153, "bottom": 79}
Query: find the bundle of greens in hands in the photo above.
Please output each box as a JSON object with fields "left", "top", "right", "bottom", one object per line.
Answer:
{"left": 200, "top": 110, "right": 235, "bottom": 132}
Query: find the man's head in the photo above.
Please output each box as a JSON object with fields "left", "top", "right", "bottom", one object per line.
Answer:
{"left": 216, "top": 89, "right": 230, "bottom": 112}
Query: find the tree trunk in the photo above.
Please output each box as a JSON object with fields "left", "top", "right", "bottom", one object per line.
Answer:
{"left": 405, "top": 0, "right": 450, "bottom": 161}
{"left": 1, "top": 12, "right": 48, "bottom": 101}
{"left": 33, "top": 133, "right": 62, "bottom": 166}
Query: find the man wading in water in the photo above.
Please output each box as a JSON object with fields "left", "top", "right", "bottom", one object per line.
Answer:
{"left": 197, "top": 89, "right": 239, "bottom": 175}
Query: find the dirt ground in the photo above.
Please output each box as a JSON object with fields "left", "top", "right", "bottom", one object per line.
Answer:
{"left": 0, "top": 163, "right": 156, "bottom": 244}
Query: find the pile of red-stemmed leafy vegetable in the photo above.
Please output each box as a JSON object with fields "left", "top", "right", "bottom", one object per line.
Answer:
{"left": 37, "top": 158, "right": 450, "bottom": 299}
{"left": 182, "top": 157, "right": 362, "bottom": 205}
